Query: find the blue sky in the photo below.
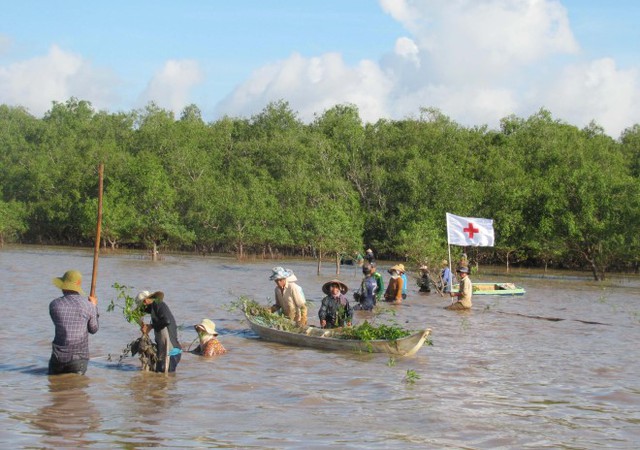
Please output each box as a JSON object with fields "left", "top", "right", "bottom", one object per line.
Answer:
{"left": 1, "top": 0, "right": 638, "bottom": 137}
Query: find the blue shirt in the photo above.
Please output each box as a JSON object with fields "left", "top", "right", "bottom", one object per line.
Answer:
{"left": 50, "top": 293, "right": 99, "bottom": 362}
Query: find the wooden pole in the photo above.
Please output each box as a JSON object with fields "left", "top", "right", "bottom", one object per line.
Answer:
{"left": 90, "top": 163, "right": 104, "bottom": 298}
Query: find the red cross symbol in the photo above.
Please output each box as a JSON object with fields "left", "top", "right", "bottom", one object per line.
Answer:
{"left": 464, "top": 222, "right": 479, "bottom": 239}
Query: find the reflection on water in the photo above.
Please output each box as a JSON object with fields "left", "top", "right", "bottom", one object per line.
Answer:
{"left": 29, "top": 374, "right": 100, "bottom": 448}
{"left": 1, "top": 245, "right": 639, "bottom": 448}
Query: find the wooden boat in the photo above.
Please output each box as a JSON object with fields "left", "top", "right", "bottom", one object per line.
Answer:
{"left": 245, "top": 312, "right": 431, "bottom": 356}
{"left": 452, "top": 282, "right": 526, "bottom": 296}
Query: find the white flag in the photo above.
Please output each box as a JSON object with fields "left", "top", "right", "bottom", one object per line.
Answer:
{"left": 446, "top": 213, "right": 495, "bottom": 247}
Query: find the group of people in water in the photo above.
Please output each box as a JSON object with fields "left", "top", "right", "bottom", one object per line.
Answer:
{"left": 48, "top": 251, "right": 471, "bottom": 376}
{"left": 48, "top": 270, "right": 227, "bottom": 376}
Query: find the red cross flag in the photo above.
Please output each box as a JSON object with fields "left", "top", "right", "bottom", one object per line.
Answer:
{"left": 446, "top": 213, "right": 495, "bottom": 247}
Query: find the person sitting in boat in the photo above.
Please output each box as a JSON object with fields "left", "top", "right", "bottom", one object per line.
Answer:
{"left": 445, "top": 266, "right": 473, "bottom": 310}
{"left": 319, "top": 279, "right": 353, "bottom": 329}
{"left": 417, "top": 264, "right": 432, "bottom": 292}
{"left": 193, "top": 319, "right": 226, "bottom": 356}
{"left": 438, "top": 259, "right": 453, "bottom": 293}
{"left": 397, "top": 264, "right": 409, "bottom": 299}
{"left": 354, "top": 263, "right": 378, "bottom": 311}
{"left": 269, "top": 266, "right": 308, "bottom": 327}
{"left": 384, "top": 265, "right": 404, "bottom": 304}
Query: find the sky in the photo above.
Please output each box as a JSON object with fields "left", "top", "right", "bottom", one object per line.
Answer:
{"left": 1, "top": 0, "right": 639, "bottom": 138}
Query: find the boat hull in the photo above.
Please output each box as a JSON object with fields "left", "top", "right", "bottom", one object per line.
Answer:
{"left": 245, "top": 313, "right": 431, "bottom": 356}
{"left": 452, "top": 282, "right": 526, "bottom": 296}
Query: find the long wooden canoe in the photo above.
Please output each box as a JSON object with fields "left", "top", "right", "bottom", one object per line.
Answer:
{"left": 452, "top": 282, "right": 526, "bottom": 296}
{"left": 245, "top": 312, "right": 431, "bottom": 356}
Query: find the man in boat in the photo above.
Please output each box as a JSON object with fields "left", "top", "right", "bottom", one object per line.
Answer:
{"left": 193, "top": 319, "right": 226, "bottom": 356}
{"left": 384, "top": 265, "right": 404, "bottom": 304}
{"left": 269, "top": 266, "right": 308, "bottom": 327}
{"left": 48, "top": 270, "right": 99, "bottom": 375}
{"left": 445, "top": 266, "right": 473, "bottom": 310}
{"left": 137, "top": 290, "right": 182, "bottom": 372}
{"left": 354, "top": 263, "right": 378, "bottom": 310}
{"left": 319, "top": 279, "right": 353, "bottom": 328}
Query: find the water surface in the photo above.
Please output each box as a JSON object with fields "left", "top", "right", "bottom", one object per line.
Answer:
{"left": 1, "top": 246, "right": 639, "bottom": 448}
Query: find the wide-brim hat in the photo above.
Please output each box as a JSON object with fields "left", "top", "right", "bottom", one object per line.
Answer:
{"left": 388, "top": 264, "right": 403, "bottom": 274}
{"left": 269, "top": 266, "right": 293, "bottom": 281}
{"left": 456, "top": 266, "right": 469, "bottom": 274}
{"left": 322, "top": 279, "right": 349, "bottom": 295}
{"left": 52, "top": 270, "right": 85, "bottom": 295}
{"left": 195, "top": 318, "right": 218, "bottom": 336}
{"left": 397, "top": 264, "right": 406, "bottom": 273}
{"left": 441, "top": 259, "right": 449, "bottom": 266}
{"left": 135, "top": 290, "right": 165, "bottom": 305}
{"left": 366, "top": 249, "right": 373, "bottom": 253}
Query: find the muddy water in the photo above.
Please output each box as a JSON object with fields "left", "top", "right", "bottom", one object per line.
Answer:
{"left": 1, "top": 245, "right": 639, "bottom": 449}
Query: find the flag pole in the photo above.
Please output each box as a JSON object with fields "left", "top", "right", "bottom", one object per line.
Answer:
{"left": 446, "top": 213, "right": 453, "bottom": 297}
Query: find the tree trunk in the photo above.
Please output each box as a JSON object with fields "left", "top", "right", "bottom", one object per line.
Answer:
{"left": 151, "top": 242, "right": 158, "bottom": 261}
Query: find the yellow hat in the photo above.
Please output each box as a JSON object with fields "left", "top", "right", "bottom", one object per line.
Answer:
{"left": 52, "top": 270, "right": 85, "bottom": 295}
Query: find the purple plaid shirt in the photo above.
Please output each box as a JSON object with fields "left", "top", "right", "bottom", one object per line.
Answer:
{"left": 50, "top": 293, "right": 99, "bottom": 362}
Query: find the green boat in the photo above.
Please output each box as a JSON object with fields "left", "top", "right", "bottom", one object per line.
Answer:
{"left": 452, "top": 282, "right": 526, "bottom": 296}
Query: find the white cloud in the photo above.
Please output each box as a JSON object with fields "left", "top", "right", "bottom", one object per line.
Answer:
{"left": 1, "top": 1, "right": 638, "bottom": 138}
{"left": 215, "top": 0, "right": 586, "bottom": 130}
{"left": 0, "top": 45, "right": 118, "bottom": 115}
{"left": 216, "top": 0, "right": 640, "bottom": 137}
{"left": 540, "top": 58, "right": 640, "bottom": 135}
{"left": 215, "top": 52, "right": 393, "bottom": 124}
{"left": 138, "top": 59, "right": 204, "bottom": 115}
{"left": 394, "top": 37, "right": 420, "bottom": 68}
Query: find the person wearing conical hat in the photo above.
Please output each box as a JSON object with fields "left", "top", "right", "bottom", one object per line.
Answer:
{"left": 318, "top": 279, "right": 353, "bottom": 329}
{"left": 269, "top": 267, "right": 308, "bottom": 327}
{"left": 194, "top": 319, "right": 226, "bottom": 356}
{"left": 48, "top": 270, "right": 99, "bottom": 375}
{"left": 137, "top": 290, "right": 182, "bottom": 373}
{"left": 417, "top": 263, "right": 432, "bottom": 293}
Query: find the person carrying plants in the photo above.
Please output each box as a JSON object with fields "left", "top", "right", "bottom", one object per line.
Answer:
{"left": 269, "top": 266, "right": 308, "bottom": 327}
{"left": 137, "top": 290, "right": 182, "bottom": 373}
{"left": 48, "top": 270, "right": 99, "bottom": 375}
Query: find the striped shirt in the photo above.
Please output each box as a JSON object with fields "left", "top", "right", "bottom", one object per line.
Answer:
{"left": 50, "top": 293, "right": 99, "bottom": 362}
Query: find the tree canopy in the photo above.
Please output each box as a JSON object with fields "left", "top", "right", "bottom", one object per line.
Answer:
{"left": 1, "top": 98, "right": 638, "bottom": 280}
